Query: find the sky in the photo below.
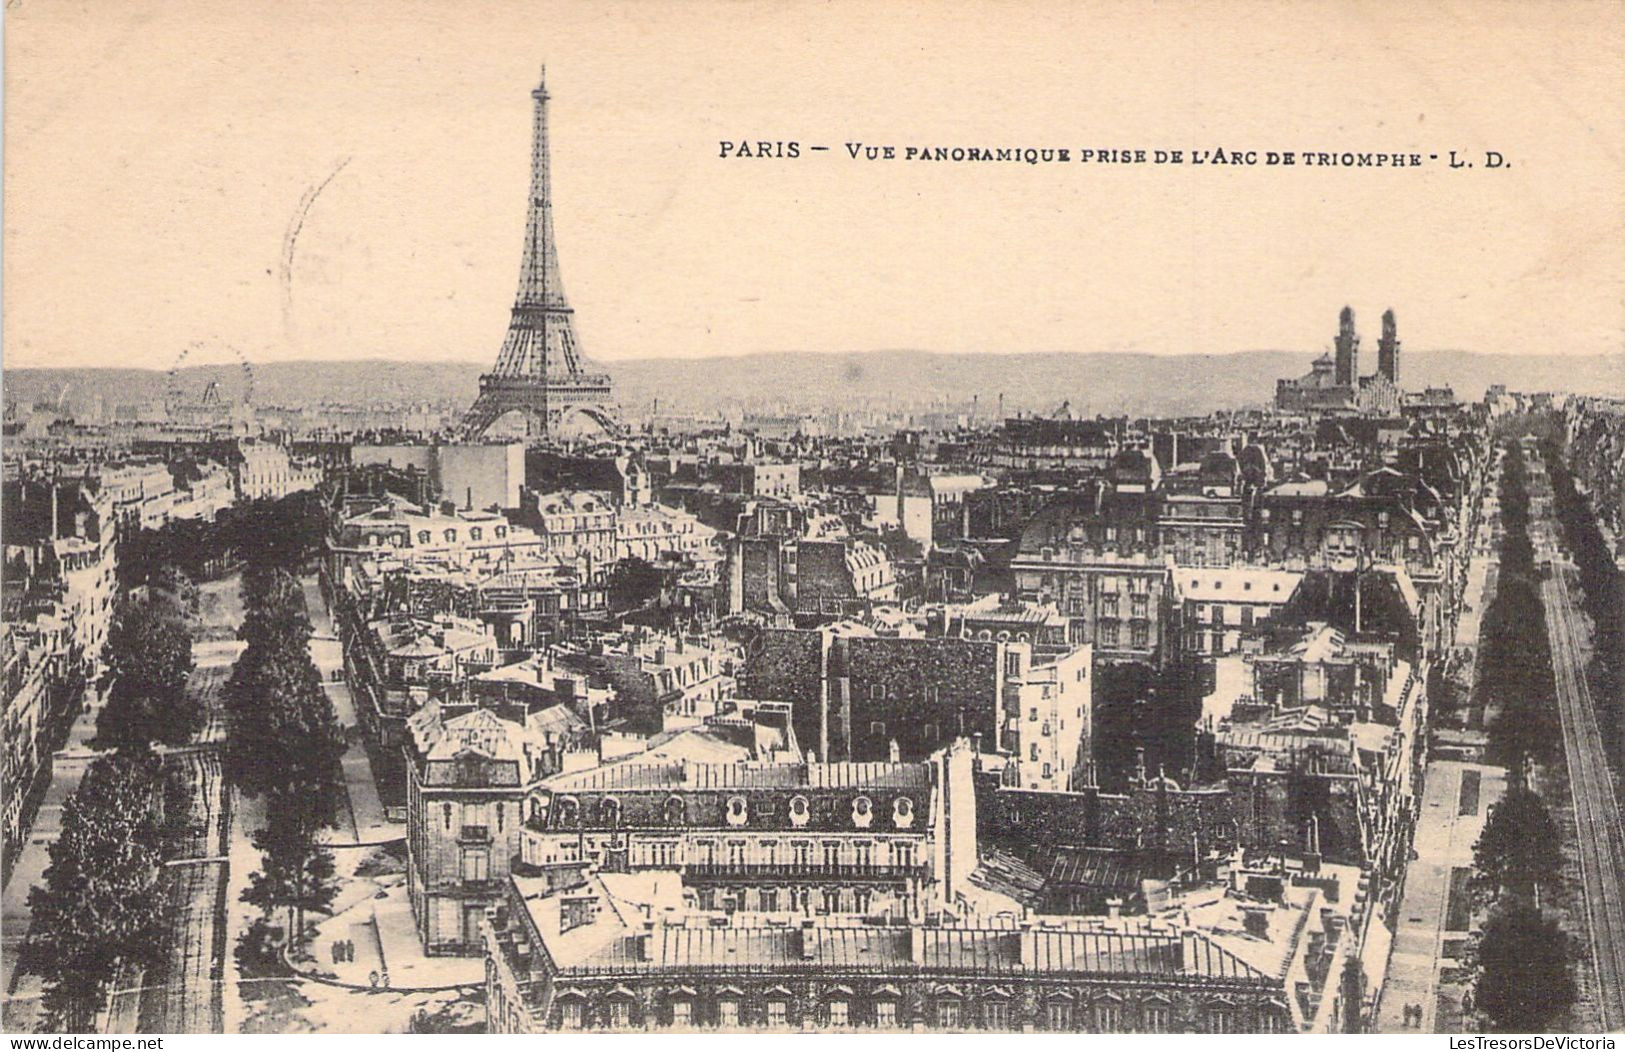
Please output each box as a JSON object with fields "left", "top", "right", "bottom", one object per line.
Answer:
{"left": 4, "top": 0, "right": 1623, "bottom": 372}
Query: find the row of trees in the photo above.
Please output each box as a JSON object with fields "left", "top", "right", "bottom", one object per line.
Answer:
{"left": 1471, "top": 439, "right": 1575, "bottom": 1031}
{"left": 1483, "top": 444, "right": 1562, "bottom": 771}
{"left": 225, "top": 565, "right": 346, "bottom": 949}
{"left": 118, "top": 489, "right": 329, "bottom": 590}
{"left": 94, "top": 584, "right": 202, "bottom": 752}
{"left": 31, "top": 570, "right": 203, "bottom": 1029}
{"left": 1471, "top": 782, "right": 1575, "bottom": 1030}
{"left": 1541, "top": 437, "right": 1624, "bottom": 769}
{"left": 26, "top": 754, "right": 185, "bottom": 1029}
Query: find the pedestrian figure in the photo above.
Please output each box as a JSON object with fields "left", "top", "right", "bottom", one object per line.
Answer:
{"left": 330, "top": 941, "right": 339, "bottom": 964}
{"left": 380, "top": 969, "right": 390, "bottom": 989}
{"left": 369, "top": 970, "right": 380, "bottom": 989}
{"left": 347, "top": 938, "right": 356, "bottom": 962}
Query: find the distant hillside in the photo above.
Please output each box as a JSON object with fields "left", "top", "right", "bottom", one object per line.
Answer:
{"left": 6, "top": 349, "right": 1621, "bottom": 421}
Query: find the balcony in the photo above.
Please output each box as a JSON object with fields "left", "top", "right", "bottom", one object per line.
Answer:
{"left": 681, "top": 862, "right": 927, "bottom": 882}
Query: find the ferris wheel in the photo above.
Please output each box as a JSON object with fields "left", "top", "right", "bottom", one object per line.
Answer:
{"left": 166, "top": 342, "right": 255, "bottom": 414}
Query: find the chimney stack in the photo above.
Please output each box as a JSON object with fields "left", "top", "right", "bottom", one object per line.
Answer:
{"left": 1242, "top": 904, "right": 1271, "bottom": 939}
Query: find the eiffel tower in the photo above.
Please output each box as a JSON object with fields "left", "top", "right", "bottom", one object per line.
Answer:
{"left": 460, "top": 68, "right": 617, "bottom": 441}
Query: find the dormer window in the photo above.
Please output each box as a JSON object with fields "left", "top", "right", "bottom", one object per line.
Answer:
{"left": 417, "top": 531, "right": 430, "bottom": 544}
{"left": 470, "top": 527, "right": 483, "bottom": 541}
{"left": 443, "top": 529, "right": 457, "bottom": 543}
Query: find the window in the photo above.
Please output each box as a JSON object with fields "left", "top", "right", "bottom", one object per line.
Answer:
{"left": 1094, "top": 1003, "right": 1121, "bottom": 1031}
{"left": 719, "top": 1001, "right": 739, "bottom": 1028}
{"left": 470, "top": 527, "right": 483, "bottom": 541}
{"left": 821, "top": 888, "right": 840, "bottom": 913}
{"left": 983, "top": 1001, "right": 1008, "bottom": 1029}
{"left": 671, "top": 1001, "right": 691, "bottom": 1028}
{"left": 875, "top": 1002, "right": 898, "bottom": 1029}
{"left": 936, "top": 1001, "right": 961, "bottom": 1029}
{"left": 1100, "top": 623, "right": 1119, "bottom": 646}
{"left": 1005, "top": 652, "right": 1022, "bottom": 677}
{"left": 767, "top": 1001, "right": 788, "bottom": 1028}
{"left": 1029, "top": 707, "right": 1038, "bottom": 722}
{"left": 1131, "top": 595, "right": 1148, "bottom": 619}
{"left": 1046, "top": 1002, "right": 1072, "bottom": 1031}
{"left": 1209, "top": 1008, "right": 1234, "bottom": 1034}
{"left": 442, "top": 803, "right": 453, "bottom": 830}
{"left": 759, "top": 888, "right": 778, "bottom": 912}
{"left": 444, "top": 529, "right": 457, "bottom": 543}
{"left": 417, "top": 530, "right": 430, "bottom": 544}
{"left": 1029, "top": 743, "right": 1039, "bottom": 761}
{"left": 870, "top": 684, "right": 884, "bottom": 701}
{"left": 560, "top": 1001, "right": 583, "bottom": 1029}
{"left": 1144, "top": 1004, "right": 1170, "bottom": 1033}
{"left": 828, "top": 1000, "right": 849, "bottom": 1028}
{"left": 1042, "top": 762, "right": 1052, "bottom": 779}
{"left": 460, "top": 848, "right": 489, "bottom": 881}
{"left": 1131, "top": 622, "right": 1149, "bottom": 648}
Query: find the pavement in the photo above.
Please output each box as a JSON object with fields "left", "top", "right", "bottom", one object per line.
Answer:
{"left": 1376, "top": 760, "right": 1506, "bottom": 1032}
{"left": 296, "top": 868, "right": 481, "bottom": 992}
{"left": 300, "top": 576, "right": 400, "bottom": 848}
{"left": 3, "top": 577, "right": 245, "bottom": 1033}
{"left": 1, "top": 686, "right": 104, "bottom": 1032}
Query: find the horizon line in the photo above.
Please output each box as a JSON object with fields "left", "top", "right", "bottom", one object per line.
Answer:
{"left": 9, "top": 345, "right": 1624, "bottom": 373}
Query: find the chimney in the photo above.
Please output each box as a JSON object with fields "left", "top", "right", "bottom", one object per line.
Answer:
{"left": 970, "top": 731, "right": 983, "bottom": 755}
{"left": 1106, "top": 897, "right": 1123, "bottom": 920}
{"left": 1241, "top": 904, "right": 1271, "bottom": 939}
{"left": 888, "top": 738, "right": 901, "bottom": 763}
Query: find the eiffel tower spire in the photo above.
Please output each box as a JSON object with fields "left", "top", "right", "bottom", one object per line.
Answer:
{"left": 460, "top": 68, "right": 617, "bottom": 441}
